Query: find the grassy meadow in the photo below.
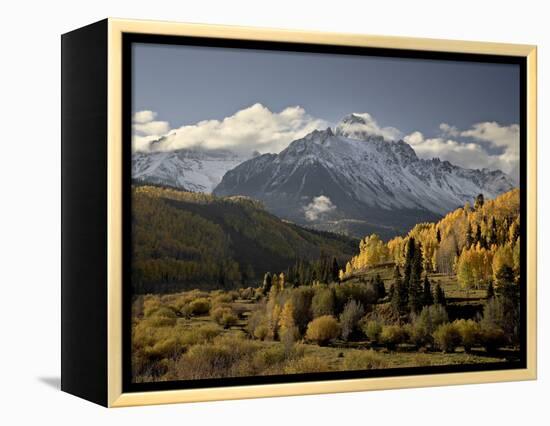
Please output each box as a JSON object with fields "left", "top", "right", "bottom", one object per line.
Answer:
{"left": 131, "top": 268, "right": 515, "bottom": 383}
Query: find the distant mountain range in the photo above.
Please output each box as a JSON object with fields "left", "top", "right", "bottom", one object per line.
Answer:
{"left": 132, "top": 148, "right": 248, "bottom": 193}
{"left": 133, "top": 113, "right": 515, "bottom": 239}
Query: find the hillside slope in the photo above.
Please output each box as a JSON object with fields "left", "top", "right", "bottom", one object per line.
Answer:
{"left": 132, "top": 185, "right": 358, "bottom": 293}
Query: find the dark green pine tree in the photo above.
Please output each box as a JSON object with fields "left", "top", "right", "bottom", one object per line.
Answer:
{"left": 408, "top": 241, "right": 424, "bottom": 314}
{"left": 474, "top": 193, "right": 485, "bottom": 210}
{"left": 433, "top": 283, "right": 447, "bottom": 306}
{"left": 466, "top": 222, "right": 473, "bottom": 249}
{"left": 475, "top": 224, "right": 484, "bottom": 248}
{"left": 374, "top": 273, "right": 386, "bottom": 300}
{"left": 495, "top": 266, "right": 520, "bottom": 342}
{"left": 486, "top": 280, "right": 495, "bottom": 299}
{"left": 436, "top": 227, "right": 441, "bottom": 243}
{"left": 403, "top": 237, "right": 416, "bottom": 287}
{"left": 422, "top": 274, "right": 434, "bottom": 306}
{"left": 495, "top": 265, "right": 515, "bottom": 289}
{"left": 331, "top": 257, "right": 340, "bottom": 283}
{"left": 391, "top": 265, "right": 408, "bottom": 316}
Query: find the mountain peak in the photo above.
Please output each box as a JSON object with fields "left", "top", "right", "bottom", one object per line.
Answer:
{"left": 334, "top": 113, "right": 386, "bottom": 141}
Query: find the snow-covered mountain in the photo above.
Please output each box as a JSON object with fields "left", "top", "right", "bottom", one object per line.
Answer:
{"left": 132, "top": 148, "right": 247, "bottom": 193}
{"left": 213, "top": 114, "right": 515, "bottom": 238}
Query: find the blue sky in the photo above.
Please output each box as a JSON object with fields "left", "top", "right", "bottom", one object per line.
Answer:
{"left": 131, "top": 42, "right": 521, "bottom": 181}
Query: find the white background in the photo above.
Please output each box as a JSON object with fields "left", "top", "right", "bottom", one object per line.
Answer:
{"left": 1, "top": 0, "right": 547, "bottom": 424}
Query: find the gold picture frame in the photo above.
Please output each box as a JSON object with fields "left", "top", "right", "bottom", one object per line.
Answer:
{"left": 61, "top": 18, "right": 537, "bottom": 407}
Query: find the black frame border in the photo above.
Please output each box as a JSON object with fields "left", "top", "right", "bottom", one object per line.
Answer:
{"left": 121, "top": 33, "right": 528, "bottom": 394}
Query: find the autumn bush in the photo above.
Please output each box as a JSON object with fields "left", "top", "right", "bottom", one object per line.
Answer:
{"left": 409, "top": 304, "right": 448, "bottom": 347}
{"left": 175, "top": 334, "right": 259, "bottom": 379}
{"left": 311, "top": 287, "right": 335, "bottom": 318}
{"left": 187, "top": 297, "right": 211, "bottom": 316}
{"left": 334, "top": 283, "right": 377, "bottom": 314}
{"left": 305, "top": 315, "right": 340, "bottom": 346}
{"left": 454, "top": 319, "right": 481, "bottom": 352}
{"left": 247, "top": 309, "right": 268, "bottom": 340}
{"left": 361, "top": 319, "right": 383, "bottom": 344}
{"left": 342, "top": 350, "right": 388, "bottom": 370}
{"left": 210, "top": 306, "right": 238, "bottom": 328}
{"left": 179, "top": 324, "right": 221, "bottom": 346}
{"left": 211, "top": 293, "right": 233, "bottom": 307}
{"left": 339, "top": 300, "right": 365, "bottom": 341}
{"left": 433, "top": 323, "right": 461, "bottom": 352}
{"left": 253, "top": 324, "right": 269, "bottom": 340}
{"left": 283, "top": 356, "right": 329, "bottom": 374}
{"left": 479, "top": 326, "right": 507, "bottom": 353}
{"left": 379, "top": 325, "right": 407, "bottom": 350}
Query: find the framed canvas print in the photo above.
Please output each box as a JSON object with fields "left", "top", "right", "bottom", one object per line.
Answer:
{"left": 61, "top": 18, "right": 537, "bottom": 407}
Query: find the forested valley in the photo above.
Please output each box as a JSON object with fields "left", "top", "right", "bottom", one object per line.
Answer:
{"left": 131, "top": 186, "right": 521, "bottom": 382}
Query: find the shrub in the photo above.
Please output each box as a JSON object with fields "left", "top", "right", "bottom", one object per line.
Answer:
{"left": 210, "top": 306, "right": 237, "bottom": 326}
{"left": 342, "top": 350, "right": 388, "bottom": 370}
{"left": 146, "top": 338, "right": 180, "bottom": 359}
{"left": 339, "top": 300, "right": 365, "bottom": 341}
{"left": 433, "top": 323, "right": 461, "bottom": 352}
{"left": 289, "top": 287, "right": 315, "bottom": 334}
{"left": 210, "top": 306, "right": 237, "bottom": 328}
{"left": 305, "top": 315, "right": 340, "bottom": 346}
{"left": 187, "top": 298, "right": 211, "bottom": 316}
{"left": 176, "top": 344, "right": 234, "bottom": 379}
{"left": 363, "top": 302, "right": 400, "bottom": 325}
{"left": 454, "top": 319, "right": 481, "bottom": 352}
{"left": 143, "top": 296, "right": 162, "bottom": 317}
{"left": 211, "top": 293, "right": 233, "bottom": 308}
{"left": 479, "top": 326, "right": 507, "bottom": 353}
{"left": 311, "top": 287, "right": 335, "bottom": 318}
{"left": 334, "top": 283, "right": 377, "bottom": 314}
{"left": 180, "top": 324, "right": 221, "bottom": 346}
{"left": 283, "top": 356, "right": 329, "bottom": 374}
{"left": 410, "top": 304, "right": 449, "bottom": 347}
{"left": 239, "top": 287, "right": 255, "bottom": 300}
{"left": 253, "top": 324, "right": 269, "bottom": 341}
{"left": 175, "top": 334, "right": 259, "bottom": 379}
{"left": 145, "top": 314, "right": 178, "bottom": 328}
{"left": 379, "top": 325, "right": 406, "bottom": 350}
{"left": 252, "top": 345, "right": 288, "bottom": 372}
{"left": 362, "top": 319, "right": 383, "bottom": 343}
{"left": 247, "top": 309, "right": 267, "bottom": 339}
{"left": 220, "top": 311, "right": 238, "bottom": 328}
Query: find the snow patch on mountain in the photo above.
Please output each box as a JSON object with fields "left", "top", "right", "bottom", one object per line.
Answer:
{"left": 214, "top": 114, "right": 515, "bottom": 229}
{"left": 132, "top": 148, "right": 247, "bottom": 193}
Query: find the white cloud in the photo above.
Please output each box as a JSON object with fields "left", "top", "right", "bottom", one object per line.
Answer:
{"left": 304, "top": 195, "right": 336, "bottom": 221}
{"left": 461, "top": 121, "right": 519, "bottom": 152}
{"left": 336, "top": 112, "right": 402, "bottom": 141}
{"left": 439, "top": 123, "right": 459, "bottom": 137}
{"left": 133, "top": 110, "right": 157, "bottom": 124}
{"left": 134, "top": 120, "right": 170, "bottom": 136}
{"left": 138, "top": 103, "right": 328, "bottom": 155}
{"left": 404, "top": 121, "right": 520, "bottom": 183}
{"left": 403, "top": 131, "right": 424, "bottom": 146}
{"left": 132, "top": 110, "right": 171, "bottom": 151}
